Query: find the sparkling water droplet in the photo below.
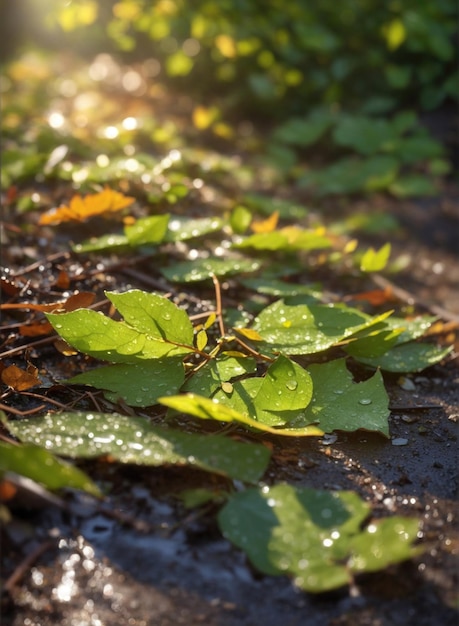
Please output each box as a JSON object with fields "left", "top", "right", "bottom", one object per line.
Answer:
{"left": 359, "top": 398, "right": 372, "bottom": 405}
{"left": 286, "top": 380, "right": 298, "bottom": 391}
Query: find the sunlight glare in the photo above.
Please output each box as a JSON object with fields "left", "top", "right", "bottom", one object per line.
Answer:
{"left": 48, "top": 111, "right": 65, "bottom": 129}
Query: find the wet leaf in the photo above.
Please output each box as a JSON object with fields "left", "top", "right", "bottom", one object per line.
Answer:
{"left": 106, "top": 290, "right": 194, "bottom": 346}
{"left": 125, "top": 214, "right": 170, "bottom": 246}
{"left": 213, "top": 355, "right": 314, "bottom": 427}
{"left": 183, "top": 354, "right": 257, "bottom": 397}
{"left": 288, "top": 359, "right": 390, "bottom": 436}
{"left": 242, "top": 278, "right": 321, "bottom": 299}
{"left": 218, "top": 484, "right": 421, "bottom": 592}
{"left": 0, "top": 441, "right": 101, "bottom": 497}
{"left": 67, "top": 358, "right": 185, "bottom": 407}
{"left": 165, "top": 216, "right": 224, "bottom": 242}
{"left": 355, "top": 342, "right": 453, "bottom": 373}
{"left": 161, "top": 258, "right": 261, "bottom": 283}
{"left": 47, "top": 291, "right": 194, "bottom": 362}
{"left": 5, "top": 412, "right": 270, "bottom": 483}
{"left": 252, "top": 300, "right": 377, "bottom": 355}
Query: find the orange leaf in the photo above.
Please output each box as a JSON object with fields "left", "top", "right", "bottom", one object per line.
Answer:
{"left": 352, "top": 287, "right": 394, "bottom": 306}
{"left": 0, "top": 479, "right": 18, "bottom": 502}
{"left": 1, "top": 364, "right": 41, "bottom": 391}
{"left": 19, "top": 321, "right": 54, "bottom": 337}
{"left": 251, "top": 211, "right": 279, "bottom": 233}
{"left": 55, "top": 270, "right": 70, "bottom": 289}
{"left": 39, "top": 186, "right": 135, "bottom": 225}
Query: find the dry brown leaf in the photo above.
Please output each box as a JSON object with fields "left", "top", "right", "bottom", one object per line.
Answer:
{"left": 1, "top": 364, "right": 41, "bottom": 391}
{"left": 0, "top": 291, "right": 96, "bottom": 313}
{"left": 19, "top": 321, "right": 54, "bottom": 337}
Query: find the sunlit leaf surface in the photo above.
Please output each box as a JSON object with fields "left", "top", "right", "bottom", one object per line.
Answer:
{"left": 6, "top": 412, "right": 270, "bottom": 483}
{"left": 160, "top": 393, "right": 323, "bottom": 437}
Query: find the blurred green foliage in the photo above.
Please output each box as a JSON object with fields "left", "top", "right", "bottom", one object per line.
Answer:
{"left": 40, "top": 0, "right": 457, "bottom": 115}
{"left": 2, "top": 0, "right": 456, "bottom": 196}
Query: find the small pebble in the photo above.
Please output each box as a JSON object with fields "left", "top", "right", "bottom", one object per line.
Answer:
{"left": 398, "top": 377, "right": 416, "bottom": 391}
{"left": 392, "top": 437, "right": 409, "bottom": 446}
{"left": 321, "top": 434, "right": 338, "bottom": 445}
{"left": 401, "top": 414, "right": 419, "bottom": 424}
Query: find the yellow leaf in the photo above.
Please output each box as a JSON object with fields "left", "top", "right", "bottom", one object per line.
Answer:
{"left": 235, "top": 328, "right": 263, "bottom": 342}
{"left": 196, "top": 329, "right": 208, "bottom": 351}
{"left": 251, "top": 211, "right": 279, "bottom": 233}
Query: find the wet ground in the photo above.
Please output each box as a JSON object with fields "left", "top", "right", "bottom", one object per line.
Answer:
{"left": 1, "top": 191, "right": 458, "bottom": 626}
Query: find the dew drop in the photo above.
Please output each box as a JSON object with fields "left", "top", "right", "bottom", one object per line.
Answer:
{"left": 358, "top": 398, "right": 372, "bottom": 405}
{"left": 286, "top": 380, "right": 298, "bottom": 391}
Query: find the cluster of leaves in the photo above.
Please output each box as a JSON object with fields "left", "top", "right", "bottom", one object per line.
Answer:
{"left": 1, "top": 189, "right": 451, "bottom": 589}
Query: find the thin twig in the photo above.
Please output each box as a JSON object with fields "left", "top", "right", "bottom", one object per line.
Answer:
{"left": 0, "top": 402, "right": 46, "bottom": 416}
{"left": 9, "top": 252, "right": 70, "bottom": 278}
{"left": 371, "top": 274, "right": 459, "bottom": 323}
{"left": 211, "top": 274, "right": 226, "bottom": 337}
{"left": 4, "top": 539, "right": 57, "bottom": 593}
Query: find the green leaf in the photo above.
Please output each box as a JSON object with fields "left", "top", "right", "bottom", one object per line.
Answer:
{"left": 360, "top": 243, "right": 391, "bottom": 272}
{"left": 166, "top": 216, "right": 224, "bottom": 242}
{"left": 289, "top": 359, "right": 390, "bottom": 437}
{"left": 345, "top": 327, "right": 403, "bottom": 358}
{"left": 73, "top": 234, "right": 130, "bottom": 254}
{"left": 47, "top": 309, "right": 192, "bottom": 362}
{"left": 235, "top": 229, "right": 331, "bottom": 252}
{"left": 212, "top": 355, "right": 314, "bottom": 427}
{"left": 125, "top": 214, "right": 170, "bottom": 245}
{"left": 161, "top": 258, "right": 261, "bottom": 282}
{"left": 218, "top": 484, "right": 421, "bottom": 592}
{"left": 5, "top": 412, "right": 270, "bottom": 483}
{"left": 298, "top": 156, "right": 398, "bottom": 195}
{"left": 243, "top": 194, "right": 308, "bottom": 220}
{"left": 272, "top": 109, "right": 334, "bottom": 147}
{"left": 355, "top": 342, "right": 453, "bottom": 373}
{"left": 67, "top": 358, "right": 185, "bottom": 407}
{"left": 106, "top": 290, "right": 194, "bottom": 346}
{"left": 252, "top": 300, "right": 373, "bottom": 355}
{"left": 0, "top": 441, "right": 101, "bottom": 497}
{"left": 230, "top": 205, "right": 252, "bottom": 234}
{"left": 389, "top": 175, "right": 437, "bottom": 198}
{"left": 241, "top": 278, "right": 321, "bottom": 300}
{"left": 183, "top": 354, "right": 257, "bottom": 397}
{"left": 160, "top": 393, "right": 323, "bottom": 437}
{"left": 333, "top": 115, "right": 393, "bottom": 155}
{"left": 48, "top": 290, "right": 194, "bottom": 363}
